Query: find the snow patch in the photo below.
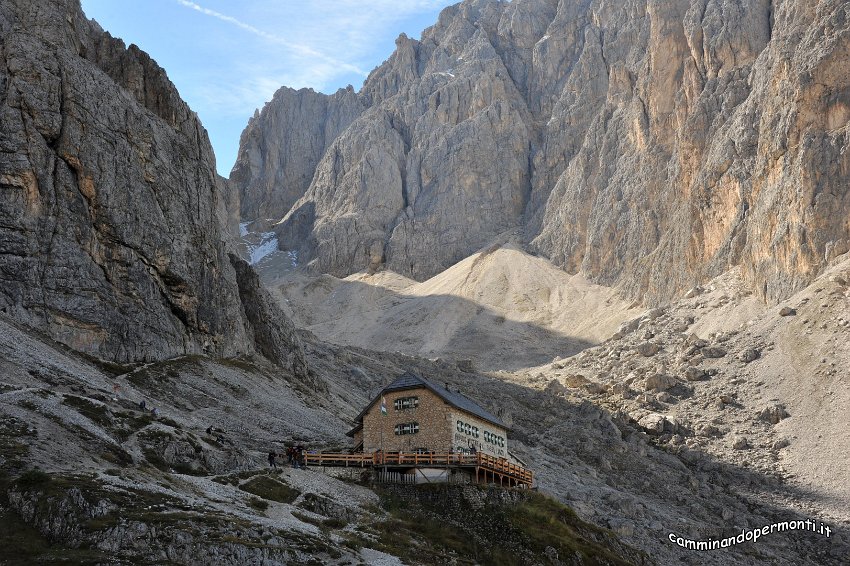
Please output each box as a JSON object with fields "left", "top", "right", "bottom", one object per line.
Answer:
{"left": 249, "top": 232, "right": 278, "bottom": 265}
{"left": 239, "top": 222, "right": 250, "bottom": 237}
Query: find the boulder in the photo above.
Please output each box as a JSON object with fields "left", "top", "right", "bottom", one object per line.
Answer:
{"left": 779, "top": 307, "right": 797, "bottom": 317}
{"left": 759, "top": 405, "right": 790, "bottom": 425}
{"left": 584, "top": 382, "right": 606, "bottom": 395}
{"left": 637, "top": 413, "right": 666, "bottom": 434}
{"left": 656, "top": 392, "right": 674, "bottom": 403}
{"left": 701, "top": 347, "right": 727, "bottom": 359}
{"left": 617, "top": 317, "right": 643, "bottom": 337}
{"left": 739, "top": 349, "right": 760, "bottom": 363}
{"left": 696, "top": 424, "right": 720, "bottom": 437}
{"left": 564, "top": 374, "right": 590, "bottom": 388}
{"left": 644, "top": 373, "right": 678, "bottom": 392}
{"left": 683, "top": 367, "right": 709, "bottom": 382}
{"left": 636, "top": 342, "right": 661, "bottom": 357}
{"left": 544, "top": 379, "right": 567, "bottom": 396}
{"left": 637, "top": 413, "right": 677, "bottom": 435}
{"left": 684, "top": 287, "right": 703, "bottom": 299}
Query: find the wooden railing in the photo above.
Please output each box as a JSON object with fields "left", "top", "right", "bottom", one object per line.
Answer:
{"left": 303, "top": 451, "right": 533, "bottom": 486}
{"left": 303, "top": 452, "right": 373, "bottom": 467}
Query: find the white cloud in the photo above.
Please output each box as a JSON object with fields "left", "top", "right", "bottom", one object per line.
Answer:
{"left": 175, "top": 0, "right": 367, "bottom": 76}
{"left": 173, "top": 0, "right": 455, "bottom": 117}
{"left": 169, "top": 0, "right": 454, "bottom": 172}
{"left": 189, "top": 63, "right": 344, "bottom": 118}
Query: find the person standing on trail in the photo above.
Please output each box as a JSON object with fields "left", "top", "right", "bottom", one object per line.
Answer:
{"left": 268, "top": 450, "right": 278, "bottom": 469}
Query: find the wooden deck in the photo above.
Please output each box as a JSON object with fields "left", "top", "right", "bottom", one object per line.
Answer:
{"left": 304, "top": 451, "right": 533, "bottom": 488}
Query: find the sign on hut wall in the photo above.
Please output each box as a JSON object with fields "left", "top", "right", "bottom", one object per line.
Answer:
{"left": 451, "top": 411, "right": 507, "bottom": 458}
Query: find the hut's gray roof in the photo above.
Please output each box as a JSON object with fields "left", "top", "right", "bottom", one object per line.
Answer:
{"left": 350, "top": 372, "right": 507, "bottom": 431}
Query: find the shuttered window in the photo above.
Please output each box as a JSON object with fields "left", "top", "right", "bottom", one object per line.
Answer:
{"left": 393, "top": 396, "right": 419, "bottom": 410}
{"left": 394, "top": 422, "right": 420, "bottom": 435}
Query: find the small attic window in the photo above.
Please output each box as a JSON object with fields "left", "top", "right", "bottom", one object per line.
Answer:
{"left": 394, "top": 396, "right": 419, "bottom": 410}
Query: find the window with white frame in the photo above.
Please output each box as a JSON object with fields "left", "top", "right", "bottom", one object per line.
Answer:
{"left": 394, "top": 422, "right": 420, "bottom": 435}
{"left": 394, "top": 396, "right": 419, "bottom": 410}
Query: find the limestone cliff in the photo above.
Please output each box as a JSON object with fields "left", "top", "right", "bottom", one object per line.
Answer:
{"left": 232, "top": 86, "right": 366, "bottom": 223}
{"left": 0, "top": 0, "right": 306, "bottom": 374}
{"left": 232, "top": 0, "right": 850, "bottom": 304}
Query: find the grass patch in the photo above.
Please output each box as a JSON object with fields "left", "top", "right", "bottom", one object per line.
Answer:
{"left": 218, "top": 356, "right": 261, "bottom": 373}
{"left": 61, "top": 395, "right": 112, "bottom": 428}
{"left": 77, "top": 353, "right": 137, "bottom": 377}
{"left": 0, "top": 416, "right": 36, "bottom": 470}
{"left": 212, "top": 470, "right": 261, "bottom": 487}
{"left": 247, "top": 497, "right": 269, "bottom": 512}
{"left": 158, "top": 416, "right": 181, "bottom": 429}
{"left": 239, "top": 475, "right": 300, "bottom": 504}
{"left": 322, "top": 517, "right": 348, "bottom": 529}
{"left": 125, "top": 355, "right": 204, "bottom": 389}
{"left": 502, "top": 491, "right": 639, "bottom": 565}
{"left": 292, "top": 511, "right": 348, "bottom": 532}
{"left": 0, "top": 507, "right": 109, "bottom": 565}
{"left": 100, "top": 445, "right": 134, "bottom": 467}
{"left": 15, "top": 469, "right": 51, "bottom": 490}
{"left": 112, "top": 410, "right": 153, "bottom": 440}
{"left": 360, "top": 485, "right": 643, "bottom": 566}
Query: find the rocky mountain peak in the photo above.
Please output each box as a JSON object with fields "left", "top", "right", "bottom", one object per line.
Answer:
{"left": 0, "top": 0, "right": 306, "bottom": 375}
{"left": 231, "top": 0, "right": 849, "bottom": 305}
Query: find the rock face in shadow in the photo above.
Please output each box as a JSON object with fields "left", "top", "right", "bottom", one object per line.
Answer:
{"left": 231, "top": 0, "right": 850, "bottom": 304}
{"left": 0, "top": 0, "right": 306, "bottom": 375}
{"left": 230, "top": 255, "right": 307, "bottom": 376}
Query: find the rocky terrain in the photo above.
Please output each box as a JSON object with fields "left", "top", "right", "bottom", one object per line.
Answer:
{"left": 258, "top": 239, "right": 641, "bottom": 371}
{"left": 253, "top": 231, "right": 850, "bottom": 563}
{"left": 234, "top": 0, "right": 850, "bottom": 305}
{"left": 2, "top": 289, "right": 848, "bottom": 564}
{"left": 2, "top": 0, "right": 849, "bottom": 564}
{"left": 0, "top": 0, "right": 302, "bottom": 374}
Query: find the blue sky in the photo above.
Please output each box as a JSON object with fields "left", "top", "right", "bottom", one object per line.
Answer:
{"left": 80, "top": 1, "right": 456, "bottom": 176}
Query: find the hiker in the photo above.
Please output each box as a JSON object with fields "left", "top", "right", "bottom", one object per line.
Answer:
{"left": 139, "top": 400, "right": 146, "bottom": 410}
{"left": 206, "top": 426, "right": 213, "bottom": 436}
{"left": 268, "top": 450, "right": 278, "bottom": 469}
{"left": 286, "top": 446, "right": 295, "bottom": 466}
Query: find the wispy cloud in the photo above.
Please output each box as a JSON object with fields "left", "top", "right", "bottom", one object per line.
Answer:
{"left": 166, "top": 0, "right": 454, "bottom": 173}
{"left": 175, "top": 0, "right": 367, "bottom": 76}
